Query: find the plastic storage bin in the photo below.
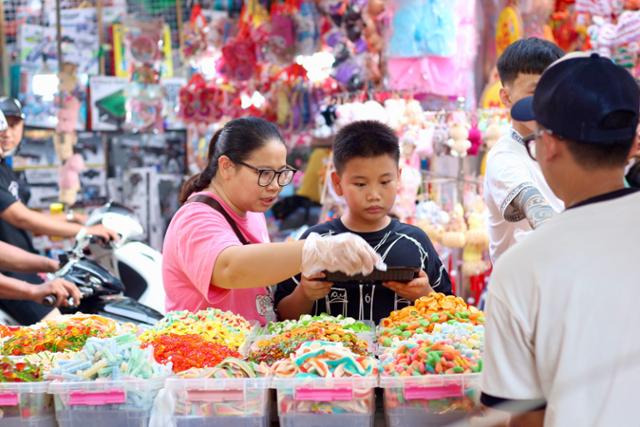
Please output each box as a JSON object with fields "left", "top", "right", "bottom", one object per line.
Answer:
{"left": 49, "top": 378, "right": 164, "bottom": 427}
{"left": 165, "top": 377, "right": 270, "bottom": 427}
{"left": 0, "top": 382, "right": 55, "bottom": 427}
{"left": 380, "top": 374, "right": 481, "bottom": 427}
{"left": 273, "top": 377, "right": 377, "bottom": 427}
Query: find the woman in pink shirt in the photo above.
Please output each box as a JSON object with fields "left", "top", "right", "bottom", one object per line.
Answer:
{"left": 163, "top": 117, "right": 383, "bottom": 325}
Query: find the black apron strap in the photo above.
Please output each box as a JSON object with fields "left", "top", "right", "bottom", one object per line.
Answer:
{"left": 186, "top": 195, "right": 250, "bottom": 245}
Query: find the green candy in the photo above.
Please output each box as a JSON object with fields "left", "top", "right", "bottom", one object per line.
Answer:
{"left": 430, "top": 314, "right": 440, "bottom": 322}
{"left": 402, "top": 331, "right": 411, "bottom": 338}
{"left": 418, "top": 319, "right": 429, "bottom": 327}
{"left": 415, "top": 328, "right": 425, "bottom": 334}
{"left": 453, "top": 366, "right": 464, "bottom": 373}
{"left": 399, "top": 323, "right": 408, "bottom": 331}
{"left": 382, "top": 337, "right": 392, "bottom": 347}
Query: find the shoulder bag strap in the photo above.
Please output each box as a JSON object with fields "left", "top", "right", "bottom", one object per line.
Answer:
{"left": 187, "top": 194, "right": 251, "bottom": 245}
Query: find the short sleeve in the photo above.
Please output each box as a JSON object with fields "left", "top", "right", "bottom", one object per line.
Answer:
{"left": 174, "top": 204, "right": 243, "bottom": 303}
{"left": 486, "top": 150, "right": 535, "bottom": 218}
{"left": 0, "top": 182, "right": 18, "bottom": 213}
{"left": 481, "top": 272, "right": 545, "bottom": 408}
{"left": 416, "top": 230, "right": 452, "bottom": 295}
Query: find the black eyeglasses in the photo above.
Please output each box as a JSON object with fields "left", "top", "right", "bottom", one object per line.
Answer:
{"left": 236, "top": 161, "right": 297, "bottom": 187}
{"left": 522, "top": 128, "right": 552, "bottom": 161}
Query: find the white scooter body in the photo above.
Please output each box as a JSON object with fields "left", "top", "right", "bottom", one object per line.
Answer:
{"left": 86, "top": 203, "right": 166, "bottom": 314}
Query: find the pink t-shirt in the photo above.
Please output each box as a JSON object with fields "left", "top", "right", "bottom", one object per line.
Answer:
{"left": 162, "top": 191, "right": 275, "bottom": 325}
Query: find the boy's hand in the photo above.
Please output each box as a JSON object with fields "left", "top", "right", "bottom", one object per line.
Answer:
{"left": 296, "top": 272, "right": 333, "bottom": 302}
{"left": 383, "top": 270, "right": 433, "bottom": 302}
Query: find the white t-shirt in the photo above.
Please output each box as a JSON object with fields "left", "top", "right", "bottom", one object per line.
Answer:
{"left": 483, "top": 129, "right": 564, "bottom": 262}
{"left": 481, "top": 190, "right": 640, "bottom": 426}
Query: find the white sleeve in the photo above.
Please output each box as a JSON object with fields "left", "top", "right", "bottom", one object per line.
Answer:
{"left": 481, "top": 274, "right": 545, "bottom": 406}
{"left": 486, "top": 150, "right": 535, "bottom": 218}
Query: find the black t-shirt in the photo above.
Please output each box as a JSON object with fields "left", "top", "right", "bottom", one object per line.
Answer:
{"left": 0, "top": 160, "right": 39, "bottom": 283}
{"left": 274, "top": 218, "right": 452, "bottom": 324}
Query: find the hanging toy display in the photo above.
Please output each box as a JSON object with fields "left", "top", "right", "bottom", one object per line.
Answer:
{"left": 295, "top": 0, "right": 321, "bottom": 55}
{"left": 125, "top": 82, "right": 164, "bottom": 133}
{"left": 123, "top": 18, "right": 166, "bottom": 80}
{"left": 56, "top": 63, "right": 82, "bottom": 134}
{"left": 447, "top": 112, "right": 472, "bottom": 158}
{"left": 182, "top": 3, "right": 209, "bottom": 62}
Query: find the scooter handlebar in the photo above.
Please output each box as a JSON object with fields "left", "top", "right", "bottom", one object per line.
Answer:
{"left": 43, "top": 287, "right": 92, "bottom": 307}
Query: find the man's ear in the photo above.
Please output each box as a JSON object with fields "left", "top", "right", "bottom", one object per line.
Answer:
{"left": 331, "top": 170, "right": 344, "bottom": 196}
{"left": 542, "top": 133, "right": 562, "bottom": 162}
{"left": 499, "top": 86, "right": 511, "bottom": 108}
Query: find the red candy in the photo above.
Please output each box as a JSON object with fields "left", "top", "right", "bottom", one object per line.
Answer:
{"left": 144, "top": 333, "right": 241, "bottom": 373}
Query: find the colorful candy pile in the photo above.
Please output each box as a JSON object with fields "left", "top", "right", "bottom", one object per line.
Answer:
{"left": 139, "top": 308, "right": 252, "bottom": 351}
{"left": 0, "top": 357, "right": 42, "bottom": 382}
{"left": 267, "top": 314, "right": 371, "bottom": 335}
{"left": 177, "top": 357, "right": 269, "bottom": 380}
{"left": 249, "top": 322, "right": 369, "bottom": 365}
{"left": 1, "top": 315, "right": 119, "bottom": 356}
{"left": 49, "top": 334, "right": 171, "bottom": 381}
{"left": 271, "top": 340, "right": 377, "bottom": 378}
{"left": 274, "top": 341, "right": 377, "bottom": 416}
{"left": 172, "top": 358, "right": 270, "bottom": 419}
{"left": 379, "top": 293, "right": 484, "bottom": 346}
{"left": 380, "top": 340, "right": 482, "bottom": 376}
{"left": 144, "top": 334, "right": 241, "bottom": 373}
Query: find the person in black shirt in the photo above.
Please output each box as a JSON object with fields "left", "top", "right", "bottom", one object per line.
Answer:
{"left": 0, "top": 99, "right": 117, "bottom": 324}
{"left": 275, "top": 121, "right": 451, "bottom": 324}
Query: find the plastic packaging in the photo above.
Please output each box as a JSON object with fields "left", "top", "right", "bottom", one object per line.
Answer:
{"left": 49, "top": 378, "right": 164, "bottom": 427}
{"left": 380, "top": 374, "right": 481, "bottom": 426}
{"left": 0, "top": 382, "right": 55, "bottom": 427}
{"left": 165, "top": 377, "right": 270, "bottom": 427}
{"left": 273, "top": 377, "right": 377, "bottom": 427}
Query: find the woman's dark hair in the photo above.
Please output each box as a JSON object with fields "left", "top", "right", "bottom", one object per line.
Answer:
{"left": 179, "top": 117, "right": 285, "bottom": 203}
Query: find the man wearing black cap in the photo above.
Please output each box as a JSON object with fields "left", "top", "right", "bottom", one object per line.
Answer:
{"left": 480, "top": 52, "right": 640, "bottom": 426}
{"left": 0, "top": 99, "right": 117, "bottom": 324}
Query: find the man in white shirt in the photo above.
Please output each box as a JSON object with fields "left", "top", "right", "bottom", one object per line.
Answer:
{"left": 484, "top": 38, "right": 565, "bottom": 262}
{"left": 481, "top": 52, "right": 640, "bottom": 426}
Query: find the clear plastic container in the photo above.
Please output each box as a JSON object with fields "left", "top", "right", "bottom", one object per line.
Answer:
{"left": 49, "top": 378, "right": 164, "bottom": 427}
{"left": 165, "top": 377, "right": 270, "bottom": 427}
{"left": 0, "top": 382, "right": 56, "bottom": 427}
{"left": 273, "top": 377, "right": 377, "bottom": 427}
{"left": 380, "top": 374, "right": 481, "bottom": 427}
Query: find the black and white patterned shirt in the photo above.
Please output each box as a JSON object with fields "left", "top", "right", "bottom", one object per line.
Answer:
{"left": 274, "top": 218, "right": 452, "bottom": 324}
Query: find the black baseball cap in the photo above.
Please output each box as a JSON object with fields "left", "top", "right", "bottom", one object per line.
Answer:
{"left": 0, "top": 97, "right": 24, "bottom": 120}
{"left": 511, "top": 53, "right": 639, "bottom": 144}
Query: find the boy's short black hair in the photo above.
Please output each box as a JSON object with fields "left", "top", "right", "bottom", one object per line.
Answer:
{"left": 333, "top": 120, "right": 400, "bottom": 173}
{"left": 497, "top": 38, "right": 565, "bottom": 86}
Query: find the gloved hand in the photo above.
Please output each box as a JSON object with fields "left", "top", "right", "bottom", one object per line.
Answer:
{"left": 302, "top": 232, "right": 386, "bottom": 277}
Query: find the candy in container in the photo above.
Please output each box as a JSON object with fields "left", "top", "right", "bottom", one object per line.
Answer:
{"left": 271, "top": 341, "right": 378, "bottom": 427}
{"left": 161, "top": 358, "right": 271, "bottom": 426}
{"left": 48, "top": 334, "right": 169, "bottom": 427}
{"left": 0, "top": 358, "right": 55, "bottom": 426}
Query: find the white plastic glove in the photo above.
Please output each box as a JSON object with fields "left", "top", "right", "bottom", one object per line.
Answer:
{"left": 302, "top": 232, "right": 387, "bottom": 277}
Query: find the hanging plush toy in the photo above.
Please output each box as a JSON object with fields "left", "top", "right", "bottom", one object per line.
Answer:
{"left": 447, "top": 121, "right": 472, "bottom": 157}
{"left": 441, "top": 203, "right": 467, "bottom": 248}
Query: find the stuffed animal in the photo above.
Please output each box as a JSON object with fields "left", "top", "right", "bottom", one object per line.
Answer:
{"left": 59, "top": 153, "right": 85, "bottom": 206}
{"left": 447, "top": 122, "right": 472, "bottom": 157}
{"left": 441, "top": 204, "right": 467, "bottom": 248}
